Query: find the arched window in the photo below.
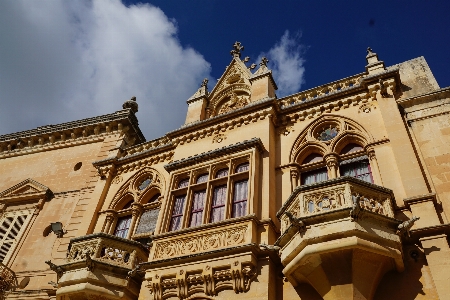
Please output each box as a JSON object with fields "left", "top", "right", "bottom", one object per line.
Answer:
{"left": 340, "top": 143, "right": 363, "bottom": 155}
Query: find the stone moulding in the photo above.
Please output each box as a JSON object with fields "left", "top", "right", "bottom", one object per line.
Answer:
{"left": 0, "top": 109, "right": 145, "bottom": 159}
{"left": 164, "top": 137, "right": 264, "bottom": 172}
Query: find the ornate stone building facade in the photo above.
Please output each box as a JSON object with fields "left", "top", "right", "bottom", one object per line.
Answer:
{"left": 0, "top": 44, "right": 449, "bottom": 300}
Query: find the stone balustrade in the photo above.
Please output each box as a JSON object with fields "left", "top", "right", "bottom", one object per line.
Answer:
{"left": 66, "top": 232, "right": 149, "bottom": 269}
{"left": 278, "top": 176, "right": 395, "bottom": 233}
{"left": 279, "top": 73, "right": 364, "bottom": 108}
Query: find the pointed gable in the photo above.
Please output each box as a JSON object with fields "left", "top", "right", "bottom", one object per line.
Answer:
{"left": 207, "top": 43, "right": 254, "bottom": 118}
{"left": 0, "top": 179, "right": 52, "bottom": 203}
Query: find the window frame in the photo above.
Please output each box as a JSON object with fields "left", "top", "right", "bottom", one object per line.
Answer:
{"left": 164, "top": 153, "right": 255, "bottom": 232}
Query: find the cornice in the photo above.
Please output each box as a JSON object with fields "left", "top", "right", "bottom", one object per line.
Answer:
{"left": 0, "top": 109, "right": 145, "bottom": 159}
{"left": 164, "top": 138, "right": 265, "bottom": 172}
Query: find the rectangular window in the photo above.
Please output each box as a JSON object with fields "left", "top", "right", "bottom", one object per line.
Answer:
{"left": 114, "top": 215, "right": 132, "bottom": 239}
{"left": 210, "top": 185, "right": 227, "bottom": 223}
{"left": 340, "top": 159, "right": 373, "bottom": 183}
{"left": 232, "top": 180, "right": 248, "bottom": 218}
{"left": 0, "top": 213, "right": 30, "bottom": 262}
{"left": 170, "top": 195, "right": 186, "bottom": 231}
{"left": 301, "top": 168, "right": 328, "bottom": 185}
{"left": 189, "top": 190, "right": 206, "bottom": 227}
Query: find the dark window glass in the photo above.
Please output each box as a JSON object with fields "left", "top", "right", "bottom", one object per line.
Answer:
{"left": 178, "top": 178, "right": 189, "bottom": 188}
{"left": 301, "top": 168, "right": 328, "bottom": 185}
{"left": 340, "top": 159, "right": 373, "bottom": 183}
{"left": 340, "top": 143, "right": 363, "bottom": 155}
{"left": 114, "top": 216, "right": 132, "bottom": 238}
{"left": 148, "top": 193, "right": 161, "bottom": 203}
{"left": 215, "top": 168, "right": 229, "bottom": 178}
{"left": 138, "top": 178, "right": 152, "bottom": 190}
{"left": 210, "top": 185, "right": 227, "bottom": 223}
{"left": 317, "top": 126, "right": 338, "bottom": 141}
{"left": 196, "top": 174, "right": 209, "bottom": 184}
{"left": 302, "top": 153, "right": 323, "bottom": 164}
{"left": 235, "top": 163, "right": 249, "bottom": 173}
{"left": 189, "top": 190, "right": 206, "bottom": 227}
{"left": 232, "top": 180, "right": 248, "bottom": 218}
{"left": 169, "top": 195, "right": 185, "bottom": 231}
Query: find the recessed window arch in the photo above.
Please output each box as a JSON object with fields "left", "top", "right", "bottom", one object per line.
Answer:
{"left": 302, "top": 153, "right": 323, "bottom": 164}
{"left": 340, "top": 143, "right": 363, "bottom": 155}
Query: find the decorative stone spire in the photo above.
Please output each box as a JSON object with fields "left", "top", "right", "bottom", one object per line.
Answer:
{"left": 365, "top": 47, "right": 385, "bottom": 75}
{"left": 188, "top": 78, "right": 209, "bottom": 101}
{"left": 230, "top": 41, "right": 244, "bottom": 58}
{"left": 253, "top": 57, "right": 270, "bottom": 75}
{"left": 122, "top": 96, "right": 138, "bottom": 113}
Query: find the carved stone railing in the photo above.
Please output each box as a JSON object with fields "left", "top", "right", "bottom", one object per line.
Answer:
{"left": 0, "top": 263, "right": 17, "bottom": 292}
{"left": 278, "top": 176, "right": 394, "bottom": 233}
{"left": 150, "top": 215, "right": 256, "bottom": 260}
{"left": 276, "top": 177, "right": 403, "bottom": 300}
{"left": 66, "top": 232, "right": 148, "bottom": 269}
{"left": 279, "top": 73, "right": 364, "bottom": 108}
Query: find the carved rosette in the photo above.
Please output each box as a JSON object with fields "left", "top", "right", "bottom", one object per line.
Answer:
{"left": 153, "top": 225, "right": 248, "bottom": 259}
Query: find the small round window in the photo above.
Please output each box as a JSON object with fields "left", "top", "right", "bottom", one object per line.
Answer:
{"left": 317, "top": 126, "right": 338, "bottom": 141}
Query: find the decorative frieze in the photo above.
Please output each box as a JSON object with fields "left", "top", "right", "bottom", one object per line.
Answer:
{"left": 278, "top": 177, "right": 395, "bottom": 233}
{"left": 146, "top": 261, "right": 256, "bottom": 300}
{"left": 153, "top": 225, "right": 248, "bottom": 259}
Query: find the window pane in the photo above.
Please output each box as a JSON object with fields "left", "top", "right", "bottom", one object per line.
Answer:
{"left": 340, "top": 159, "right": 373, "bottom": 183}
{"left": 196, "top": 174, "right": 209, "bottom": 184}
{"left": 178, "top": 178, "right": 189, "bottom": 188}
{"left": 301, "top": 168, "right": 328, "bottom": 185}
{"left": 190, "top": 190, "right": 206, "bottom": 227}
{"left": 232, "top": 180, "right": 248, "bottom": 218}
{"left": 211, "top": 185, "right": 227, "bottom": 223}
{"left": 170, "top": 195, "right": 186, "bottom": 231}
{"left": 215, "top": 168, "right": 229, "bottom": 178}
{"left": 114, "top": 215, "right": 132, "bottom": 239}
{"left": 235, "top": 163, "right": 249, "bottom": 173}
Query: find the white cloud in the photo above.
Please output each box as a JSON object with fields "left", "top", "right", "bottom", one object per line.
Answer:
{"left": 0, "top": 0, "right": 211, "bottom": 140}
{"left": 259, "top": 30, "right": 306, "bottom": 97}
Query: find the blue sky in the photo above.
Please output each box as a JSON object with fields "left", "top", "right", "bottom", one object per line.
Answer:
{"left": 1, "top": 1, "right": 449, "bottom": 140}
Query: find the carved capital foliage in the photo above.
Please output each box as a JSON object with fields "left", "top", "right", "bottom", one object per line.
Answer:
{"left": 146, "top": 262, "right": 256, "bottom": 300}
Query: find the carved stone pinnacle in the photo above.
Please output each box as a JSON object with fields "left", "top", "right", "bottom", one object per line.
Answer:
{"left": 260, "top": 57, "right": 269, "bottom": 67}
{"left": 367, "top": 47, "right": 373, "bottom": 55}
{"left": 201, "top": 78, "right": 208, "bottom": 87}
{"left": 230, "top": 41, "right": 244, "bottom": 58}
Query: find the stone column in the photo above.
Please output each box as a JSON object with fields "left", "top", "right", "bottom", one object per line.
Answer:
{"left": 290, "top": 168, "right": 299, "bottom": 191}
{"left": 366, "top": 146, "right": 383, "bottom": 185}
{"left": 103, "top": 210, "right": 117, "bottom": 234}
{"left": 325, "top": 154, "right": 339, "bottom": 179}
{"left": 127, "top": 203, "right": 143, "bottom": 239}
{"left": 420, "top": 234, "right": 450, "bottom": 299}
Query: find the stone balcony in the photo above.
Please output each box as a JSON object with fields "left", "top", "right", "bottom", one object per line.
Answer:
{"left": 0, "top": 262, "right": 17, "bottom": 293}
{"left": 276, "top": 177, "right": 404, "bottom": 300}
{"left": 55, "top": 233, "right": 149, "bottom": 300}
{"left": 143, "top": 215, "right": 276, "bottom": 300}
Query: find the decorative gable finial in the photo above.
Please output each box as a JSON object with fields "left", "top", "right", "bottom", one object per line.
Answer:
{"left": 260, "top": 57, "right": 269, "bottom": 67}
{"left": 123, "top": 96, "right": 138, "bottom": 113}
{"left": 201, "top": 78, "right": 208, "bottom": 88}
{"left": 230, "top": 41, "right": 244, "bottom": 58}
{"left": 367, "top": 47, "right": 373, "bottom": 55}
